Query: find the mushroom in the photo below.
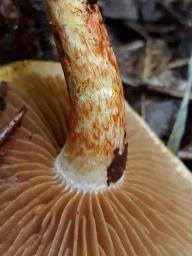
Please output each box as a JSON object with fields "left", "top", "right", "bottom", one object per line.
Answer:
{"left": 0, "top": 0, "right": 192, "bottom": 255}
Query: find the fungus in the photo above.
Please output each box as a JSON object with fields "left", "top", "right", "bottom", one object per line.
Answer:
{"left": 0, "top": 1, "right": 192, "bottom": 255}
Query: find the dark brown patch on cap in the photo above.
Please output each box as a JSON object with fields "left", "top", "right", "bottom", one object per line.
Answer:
{"left": 0, "top": 155, "right": 5, "bottom": 166}
{"left": 0, "top": 81, "right": 7, "bottom": 111}
{"left": 0, "top": 81, "right": 7, "bottom": 98}
{"left": 107, "top": 143, "right": 128, "bottom": 185}
{"left": 0, "top": 99, "right": 6, "bottom": 111}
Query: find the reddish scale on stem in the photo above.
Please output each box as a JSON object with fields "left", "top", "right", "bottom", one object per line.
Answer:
{"left": 85, "top": 4, "right": 120, "bottom": 76}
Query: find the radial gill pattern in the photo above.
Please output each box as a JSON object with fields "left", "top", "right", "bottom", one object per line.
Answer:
{"left": 0, "top": 61, "right": 192, "bottom": 256}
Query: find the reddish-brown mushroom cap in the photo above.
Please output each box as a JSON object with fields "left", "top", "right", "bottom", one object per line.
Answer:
{"left": 0, "top": 61, "right": 192, "bottom": 255}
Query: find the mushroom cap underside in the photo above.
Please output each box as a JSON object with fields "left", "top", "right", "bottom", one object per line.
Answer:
{"left": 0, "top": 61, "right": 192, "bottom": 256}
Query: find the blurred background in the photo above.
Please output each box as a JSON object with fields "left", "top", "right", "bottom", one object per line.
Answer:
{"left": 1, "top": 0, "right": 192, "bottom": 170}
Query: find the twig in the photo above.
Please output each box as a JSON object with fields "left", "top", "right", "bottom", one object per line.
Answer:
{"left": 0, "top": 106, "right": 27, "bottom": 147}
{"left": 142, "top": 40, "right": 152, "bottom": 82}
{"left": 141, "top": 94, "right": 146, "bottom": 120}
{"left": 178, "top": 150, "right": 192, "bottom": 160}
{"left": 168, "top": 58, "right": 188, "bottom": 70}
{"left": 167, "top": 55, "right": 192, "bottom": 153}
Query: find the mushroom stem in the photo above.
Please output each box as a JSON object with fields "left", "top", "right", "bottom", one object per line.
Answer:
{"left": 47, "top": 0, "right": 127, "bottom": 191}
